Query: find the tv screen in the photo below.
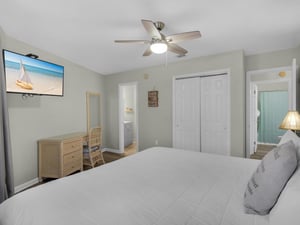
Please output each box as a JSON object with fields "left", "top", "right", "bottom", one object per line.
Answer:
{"left": 2, "top": 49, "right": 64, "bottom": 96}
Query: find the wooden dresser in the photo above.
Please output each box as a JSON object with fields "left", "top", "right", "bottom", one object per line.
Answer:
{"left": 38, "top": 132, "right": 86, "bottom": 180}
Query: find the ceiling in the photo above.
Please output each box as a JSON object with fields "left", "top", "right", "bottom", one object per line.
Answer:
{"left": 0, "top": 0, "right": 300, "bottom": 75}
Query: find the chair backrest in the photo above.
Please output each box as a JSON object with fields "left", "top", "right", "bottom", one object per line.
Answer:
{"left": 88, "top": 127, "right": 101, "bottom": 150}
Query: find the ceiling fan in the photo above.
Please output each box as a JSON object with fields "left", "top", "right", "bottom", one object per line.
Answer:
{"left": 115, "top": 19, "right": 201, "bottom": 57}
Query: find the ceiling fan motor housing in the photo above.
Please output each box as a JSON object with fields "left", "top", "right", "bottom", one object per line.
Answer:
{"left": 154, "top": 21, "right": 165, "bottom": 31}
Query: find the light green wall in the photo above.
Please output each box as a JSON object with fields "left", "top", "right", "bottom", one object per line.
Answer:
{"left": 2, "top": 35, "right": 105, "bottom": 186}
{"left": 245, "top": 46, "right": 300, "bottom": 110}
{"left": 104, "top": 50, "right": 246, "bottom": 157}
{"left": 246, "top": 47, "right": 300, "bottom": 71}
{"left": 0, "top": 27, "right": 3, "bottom": 42}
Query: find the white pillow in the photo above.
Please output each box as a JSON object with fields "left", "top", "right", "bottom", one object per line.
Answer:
{"left": 270, "top": 167, "right": 300, "bottom": 225}
{"left": 278, "top": 130, "right": 300, "bottom": 163}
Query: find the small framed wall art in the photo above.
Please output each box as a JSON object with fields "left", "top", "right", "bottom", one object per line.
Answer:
{"left": 148, "top": 90, "right": 158, "bottom": 107}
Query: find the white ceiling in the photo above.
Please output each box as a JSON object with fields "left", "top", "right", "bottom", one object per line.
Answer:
{"left": 0, "top": 0, "right": 300, "bottom": 75}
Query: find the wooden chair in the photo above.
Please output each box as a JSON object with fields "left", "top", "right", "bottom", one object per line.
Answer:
{"left": 83, "top": 127, "right": 105, "bottom": 168}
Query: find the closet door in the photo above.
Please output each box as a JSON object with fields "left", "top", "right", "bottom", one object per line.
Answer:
{"left": 200, "top": 75, "right": 229, "bottom": 155}
{"left": 173, "top": 77, "right": 201, "bottom": 151}
{"left": 173, "top": 74, "right": 229, "bottom": 155}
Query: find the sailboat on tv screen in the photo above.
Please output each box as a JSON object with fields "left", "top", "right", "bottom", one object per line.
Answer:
{"left": 16, "top": 60, "right": 33, "bottom": 90}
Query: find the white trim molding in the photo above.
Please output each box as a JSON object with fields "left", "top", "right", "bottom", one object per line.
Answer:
{"left": 15, "top": 177, "right": 39, "bottom": 193}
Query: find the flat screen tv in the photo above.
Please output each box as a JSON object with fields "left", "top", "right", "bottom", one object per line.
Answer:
{"left": 2, "top": 49, "right": 64, "bottom": 96}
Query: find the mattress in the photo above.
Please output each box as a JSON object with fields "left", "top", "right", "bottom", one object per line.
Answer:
{"left": 0, "top": 147, "right": 270, "bottom": 225}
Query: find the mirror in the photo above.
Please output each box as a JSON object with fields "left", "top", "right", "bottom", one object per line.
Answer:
{"left": 86, "top": 92, "right": 101, "bottom": 132}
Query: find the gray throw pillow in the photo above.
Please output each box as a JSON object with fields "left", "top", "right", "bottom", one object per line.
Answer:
{"left": 244, "top": 140, "right": 297, "bottom": 215}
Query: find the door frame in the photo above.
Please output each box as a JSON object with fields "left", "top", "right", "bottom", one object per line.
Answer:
{"left": 172, "top": 68, "right": 231, "bottom": 154}
{"left": 118, "top": 82, "right": 138, "bottom": 153}
{"left": 246, "top": 66, "right": 294, "bottom": 158}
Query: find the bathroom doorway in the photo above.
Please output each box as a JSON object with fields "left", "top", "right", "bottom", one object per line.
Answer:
{"left": 118, "top": 82, "right": 138, "bottom": 154}
{"left": 246, "top": 66, "right": 295, "bottom": 158}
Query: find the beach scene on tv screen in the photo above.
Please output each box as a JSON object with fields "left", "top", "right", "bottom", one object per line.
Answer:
{"left": 4, "top": 50, "right": 64, "bottom": 96}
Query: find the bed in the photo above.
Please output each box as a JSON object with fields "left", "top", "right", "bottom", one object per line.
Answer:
{"left": 0, "top": 144, "right": 299, "bottom": 225}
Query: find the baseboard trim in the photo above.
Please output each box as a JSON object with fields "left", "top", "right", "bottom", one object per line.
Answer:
{"left": 102, "top": 148, "right": 122, "bottom": 154}
{"left": 15, "top": 178, "right": 39, "bottom": 193}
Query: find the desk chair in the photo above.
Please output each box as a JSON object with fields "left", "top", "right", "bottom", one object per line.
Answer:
{"left": 83, "top": 127, "right": 105, "bottom": 168}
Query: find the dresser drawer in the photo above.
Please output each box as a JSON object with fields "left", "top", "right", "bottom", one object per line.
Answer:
{"left": 63, "top": 159, "right": 82, "bottom": 177}
{"left": 63, "top": 139, "right": 82, "bottom": 155}
{"left": 63, "top": 150, "right": 82, "bottom": 164}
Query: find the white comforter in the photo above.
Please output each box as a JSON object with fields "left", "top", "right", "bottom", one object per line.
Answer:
{"left": 0, "top": 147, "right": 269, "bottom": 225}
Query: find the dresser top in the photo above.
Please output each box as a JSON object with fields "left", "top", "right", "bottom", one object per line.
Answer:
{"left": 39, "top": 132, "right": 87, "bottom": 142}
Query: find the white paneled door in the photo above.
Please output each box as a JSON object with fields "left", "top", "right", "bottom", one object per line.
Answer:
{"left": 249, "top": 84, "right": 258, "bottom": 155}
{"left": 200, "top": 75, "right": 229, "bottom": 155}
{"left": 173, "top": 74, "right": 229, "bottom": 155}
{"left": 174, "top": 77, "right": 201, "bottom": 151}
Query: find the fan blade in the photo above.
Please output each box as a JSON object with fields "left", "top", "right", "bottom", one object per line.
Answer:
{"left": 166, "top": 31, "right": 201, "bottom": 43}
{"left": 141, "top": 19, "right": 162, "bottom": 39}
{"left": 168, "top": 43, "right": 188, "bottom": 56}
{"left": 143, "top": 46, "right": 152, "bottom": 56}
{"left": 115, "top": 40, "right": 150, "bottom": 44}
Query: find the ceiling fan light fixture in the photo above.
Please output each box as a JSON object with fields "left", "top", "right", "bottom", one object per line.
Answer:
{"left": 150, "top": 41, "right": 168, "bottom": 54}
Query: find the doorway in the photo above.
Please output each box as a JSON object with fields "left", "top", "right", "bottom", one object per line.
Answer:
{"left": 119, "top": 83, "right": 138, "bottom": 154}
{"left": 246, "top": 67, "right": 294, "bottom": 158}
